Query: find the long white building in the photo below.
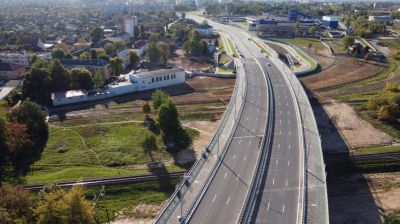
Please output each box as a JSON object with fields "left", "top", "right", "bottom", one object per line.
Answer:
{"left": 0, "top": 52, "right": 52, "bottom": 67}
{"left": 52, "top": 68, "right": 186, "bottom": 106}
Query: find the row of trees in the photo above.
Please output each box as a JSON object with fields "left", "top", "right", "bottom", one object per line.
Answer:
{"left": 22, "top": 59, "right": 99, "bottom": 103}
{"left": 0, "top": 102, "right": 48, "bottom": 180}
{"left": 0, "top": 184, "right": 96, "bottom": 224}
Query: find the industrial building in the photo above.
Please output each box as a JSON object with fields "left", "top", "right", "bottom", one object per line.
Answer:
{"left": 248, "top": 18, "right": 317, "bottom": 37}
{"left": 322, "top": 16, "right": 339, "bottom": 29}
{"left": 52, "top": 68, "right": 185, "bottom": 106}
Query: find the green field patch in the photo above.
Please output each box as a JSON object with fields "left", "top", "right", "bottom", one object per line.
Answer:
{"left": 85, "top": 181, "right": 178, "bottom": 223}
{"left": 353, "top": 145, "right": 400, "bottom": 155}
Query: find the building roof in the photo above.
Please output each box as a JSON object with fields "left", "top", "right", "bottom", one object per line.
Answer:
{"left": 60, "top": 59, "right": 109, "bottom": 67}
{"left": 134, "top": 40, "right": 147, "bottom": 49}
{"left": 0, "top": 63, "right": 24, "bottom": 71}
{"left": 132, "top": 68, "right": 184, "bottom": 79}
{"left": 20, "top": 36, "right": 40, "bottom": 46}
{"left": 52, "top": 90, "right": 87, "bottom": 100}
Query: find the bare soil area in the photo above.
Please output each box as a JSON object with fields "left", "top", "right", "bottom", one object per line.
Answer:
{"left": 301, "top": 57, "right": 385, "bottom": 91}
{"left": 329, "top": 172, "right": 400, "bottom": 224}
{"left": 111, "top": 203, "right": 164, "bottom": 224}
{"left": 322, "top": 100, "right": 395, "bottom": 150}
{"left": 182, "top": 120, "right": 221, "bottom": 158}
{"left": 168, "top": 49, "right": 214, "bottom": 71}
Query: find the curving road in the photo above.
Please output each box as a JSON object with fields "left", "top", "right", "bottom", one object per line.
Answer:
{"left": 157, "top": 14, "right": 305, "bottom": 224}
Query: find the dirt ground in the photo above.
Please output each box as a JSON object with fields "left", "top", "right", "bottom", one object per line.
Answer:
{"left": 328, "top": 172, "right": 400, "bottom": 224}
{"left": 301, "top": 57, "right": 385, "bottom": 91}
{"left": 111, "top": 203, "right": 164, "bottom": 224}
{"left": 182, "top": 120, "right": 221, "bottom": 158}
{"left": 168, "top": 49, "right": 214, "bottom": 72}
{"left": 320, "top": 100, "right": 395, "bottom": 150}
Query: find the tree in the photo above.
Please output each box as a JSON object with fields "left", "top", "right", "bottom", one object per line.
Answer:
{"left": 110, "top": 57, "right": 123, "bottom": 76}
{"left": 308, "top": 26, "right": 317, "bottom": 35}
{"left": 62, "top": 185, "right": 96, "bottom": 224}
{"left": 295, "top": 22, "right": 301, "bottom": 35}
{"left": 51, "top": 48, "right": 66, "bottom": 60}
{"left": 70, "top": 68, "right": 95, "bottom": 90}
{"left": 97, "top": 52, "right": 110, "bottom": 61}
{"left": 141, "top": 133, "right": 158, "bottom": 161}
{"left": 94, "top": 71, "right": 105, "bottom": 89}
{"left": 79, "top": 53, "right": 89, "bottom": 59}
{"left": 5, "top": 122, "right": 32, "bottom": 164}
{"left": 104, "top": 43, "right": 115, "bottom": 55}
{"left": 385, "top": 211, "right": 400, "bottom": 224}
{"left": 49, "top": 59, "right": 70, "bottom": 92}
{"left": 147, "top": 42, "right": 161, "bottom": 63}
{"left": 22, "top": 61, "right": 52, "bottom": 102}
{"left": 9, "top": 101, "right": 48, "bottom": 163}
{"left": 0, "top": 185, "right": 34, "bottom": 224}
{"left": 379, "top": 105, "right": 397, "bottom": 121}
{"left": 128, "top": 51, "right": 140, "bottom": 67}
{"left": 34, "top": 185, "right": 95, "bottom": 224}
{"left": 90, "top": 49, "right": 98, "bottom": 59}
{"left": 157, "top": 99, "right": 181, "bottom": 139}
{"left": 152, "top": 90, "right": 169, "bottom": 111}
{"left": 342, "top": 35, "right": 355, "bottom": 49}
{"left": 142, "top": 102, "right": 152, "bottom": 119}
{"left": 90, "top": 27, "right": 104, "bottom": 43}
{"left": 139, "top": 24, "right": 147, "bottom": 40}
{"left": 54, "top": 43, "right": 70, "bottom": 53}
{"left": 113, "top": 40, "right": 126, "bottom": 52}
{"left": 183, "top": 29, "right": 204, "bottom": 55}
{"left": 391, "top": 50, "right": 400, "bottom": 61}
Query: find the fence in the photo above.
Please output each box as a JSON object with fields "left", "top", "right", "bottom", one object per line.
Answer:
{"left": 154, "top": 58, "right": 247, "bottom": 224}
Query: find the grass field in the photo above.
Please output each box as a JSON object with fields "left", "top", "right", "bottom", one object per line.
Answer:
{"left": 216, "top": 66, "right": 235, "bottom": 74}
{"left": 25, "top": 122, "right": 197, "bottom": 184}
{"left": 324, "top": 39, "right": 347, "bottom": 54}
{"left": 271, "top": 38, "right": 324, "bottom": 51}
{"left": 353, "top": 145, "right": 400, "bottom": 155}
{"left": 86, "top": 181, "right": 177, "bottom": 223}
{"left": 268, "top": 38, "right": 319, "bottom": 72}
{"left": 380, "top": 39, "right": 400, "bottom": 50}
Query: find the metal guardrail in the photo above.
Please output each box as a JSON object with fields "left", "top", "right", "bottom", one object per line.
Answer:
{"left": 154, "top": 58, "right": 246, "bottom": 224}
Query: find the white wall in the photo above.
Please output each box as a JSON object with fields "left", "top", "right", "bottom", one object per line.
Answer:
{"left": 132, "top": 70, "right": 186, "bottom": 91}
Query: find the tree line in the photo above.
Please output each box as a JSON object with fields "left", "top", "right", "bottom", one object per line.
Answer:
{"left": 0, "top": 101, "right": 48, "bottom": 181}
{"left": 367, "top": 82, "right": 400, "bottom": 122}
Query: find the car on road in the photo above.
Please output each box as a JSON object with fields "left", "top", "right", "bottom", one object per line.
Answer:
{"left": 267, "top": 63, "right": 271, "bottom": 66}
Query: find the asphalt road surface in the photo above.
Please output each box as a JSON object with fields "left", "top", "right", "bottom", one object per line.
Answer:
{"left": 179, "top": 14, "right": 303, "bottom": 224}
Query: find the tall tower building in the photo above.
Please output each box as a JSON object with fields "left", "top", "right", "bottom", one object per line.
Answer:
{"left": 122, "top": 16, "right": 138, "bottom": 38}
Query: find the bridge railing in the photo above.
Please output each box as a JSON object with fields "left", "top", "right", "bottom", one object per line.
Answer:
{"left": 154, "top": 58, "right": 247, "bottom": 224}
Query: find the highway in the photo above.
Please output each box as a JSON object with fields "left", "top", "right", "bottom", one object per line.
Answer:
{"left": 179, "top": 15, "right": 304, "bottom": 224}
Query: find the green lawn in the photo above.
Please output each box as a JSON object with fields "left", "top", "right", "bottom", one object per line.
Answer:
{"left": 324, "top": 39, "right": 347, "bottom": 54}
{"left": 86, "top": 181, "right": 177, "bottom": 223}
{"left": 225, "top": 37, "right": 238, "bottom": 57}
{"left": 271, "top": 38, "right": 324, "bottom": 50}
{"left": 216, "top": 66, "right": 235, "bottom": 74}
{"left": 353, "top": 145, "right": 400, "bottom": 155}
{"left": 25, "top": 122, "right": 196, "bottom": 184}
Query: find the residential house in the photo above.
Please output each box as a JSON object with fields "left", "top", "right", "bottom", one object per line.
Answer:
{"left": 0, "top": 63, "right": 26, "bottom": 80}
{"left": 19, "top": 37, "right": 45, "bottom": 51}
{"left": 60, "top": 59, "right": 111, "bottom": 79}
{"left": 132, "top": 40, "right": 148, "bottom": 57}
